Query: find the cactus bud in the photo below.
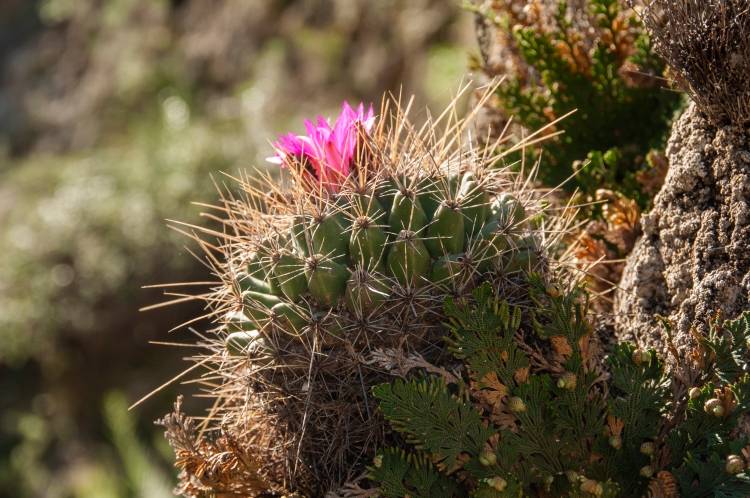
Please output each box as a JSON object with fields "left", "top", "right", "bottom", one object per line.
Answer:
{"left": 688, "top": 387, "right": 701, "bottom": 399}
{"left": 640, "top": 465, "right": 654, "bottom": 478}
{"left": 507, "top": 396, "right": 527, "bottom": 413}
{"left": 479, "top": 450, "right": 497, "bottom": 466}
{"left": 608, "top": 435, "right": 622, "bottom": 450}
{"left": 640, "top": 441, "right": 655, "bottom": 456}
{"left": 726, "top": 455, "right": 745, "bottom": 474}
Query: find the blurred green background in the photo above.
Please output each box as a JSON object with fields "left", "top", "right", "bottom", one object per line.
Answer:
{"left": 0, "top": 1, "right": 472, "bottom": 496}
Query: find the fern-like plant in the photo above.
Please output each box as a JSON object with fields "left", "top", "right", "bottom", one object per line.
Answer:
{"left": 472, "top": 0, "right": 682, "bottom": 207}
{"left": 370, "top": 280, "right": 750, "bottom": 497}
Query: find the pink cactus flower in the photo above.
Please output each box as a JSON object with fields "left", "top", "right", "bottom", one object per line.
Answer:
{"left": 268, "top": 102, "right": 375, "bottom": 190}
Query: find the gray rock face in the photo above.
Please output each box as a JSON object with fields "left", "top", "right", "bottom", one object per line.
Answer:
{"left": 615, "top": 103, "right": 750, "bottom": 355}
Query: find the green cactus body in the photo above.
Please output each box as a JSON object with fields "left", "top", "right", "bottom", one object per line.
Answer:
{"left": 305, "top": 255, "right": 351, "bottom": 307}
{"left": 375, "top": 177, "right": 399, "bottom": 213}
{"left": 291, "top": 215, "right": 310, "bottom": 257}
{"left": 226, "top": 330, "right": 261, "bottom": 356}
{"left": 425, "top": 201, "right": 465, "bottom": 257}
{"left": 417, "top": 176, "right": 441, "bottom": 220}
{"left": 350, "top": 216, "right": 388, "bottom": 268}
{"left": 491, "top": 194, "right": 525, "bottom": 229}
{"left": 274, "top": 253, "right": 308, "bottom": 301}
{"left": 387, "top": 230, "right": 431, "bottom": 287}
{"left": 311, "top": 212, "right": 349, "bottom": 261}
{"left": 459, "top": 178, "right": 490, "bottom": 237}
{"left": 271, "top": 302, "right": 307, "bottom": 332}
{"left": 225, "top": 310, "right": 256, "bottom": 332}
{"left": 344, "top": 268, "right": 391, "bottom": 314}
{"left": 388, "top": 190, "right": 427, "bottom": 235}
{"left": 237, "top": 272, "right": 273, "bottom": 295}
{"left": 352, "top": 192, "right": 387, "bottom": 222}
{"left": 429, "top": 253, "right": 466, "bottom": 283}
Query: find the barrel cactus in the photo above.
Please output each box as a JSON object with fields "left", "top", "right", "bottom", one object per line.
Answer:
{"left": 159, "top": 95, "right": 567, "bottom": 495}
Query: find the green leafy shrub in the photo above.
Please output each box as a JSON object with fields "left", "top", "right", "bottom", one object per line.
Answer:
{"left": 472, "top": 0, "right": 683, "bottom": 206}
{"left": 371, "top": 281, "right": 750, "bottom": 497}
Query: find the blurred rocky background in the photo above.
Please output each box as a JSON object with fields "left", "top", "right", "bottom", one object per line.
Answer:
{"left": 0, "top": 1, "right": 472, "bottom": 496}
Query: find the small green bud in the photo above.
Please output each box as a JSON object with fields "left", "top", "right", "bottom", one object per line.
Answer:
{"left": 688, "top": 387, "right": 701, "bottom": 399}
{"left": 640, "top": 442, "right": 655, "bottom": 456}
{"left": 373, "top": 454, "right": 383, "bottom": 468}
{"left": 507, "top": 396, "right": 526, "bottom": 413}
{"left": 726, "top": 455, "right": 745, "bottom": 474}
{"left": 608, "top": 435, "right": 622, "bottom": 450}
{"left": 640, "top": 465, "right": 654, "bottom": 478}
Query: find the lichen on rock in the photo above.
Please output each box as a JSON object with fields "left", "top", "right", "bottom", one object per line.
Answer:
{"left": 616, "top": 103, "right": 750, "bottom": 354}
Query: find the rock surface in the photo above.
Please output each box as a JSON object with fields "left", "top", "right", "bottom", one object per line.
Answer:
{"left": 615, "top": 103, "right": 750, "bottom": 355}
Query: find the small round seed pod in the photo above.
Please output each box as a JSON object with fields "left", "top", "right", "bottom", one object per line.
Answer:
{"left": 688, "top": 387, "right": 702, "bottom": 399}
{"left": 580, "top": 478, "right": 603, "bottom": 496}
{"left": 640, "top": 441, "right": 655, "bottom": 456}
{"left": 507, "top": 396, "right": 527, "bottom": 413}
{"left": 726, "top": 455, "right": 745, "bottom": 474}
{"left": 485, "top": 476, "right": 507, "bottom": 492}
{"left": 640, "top": 465, "right": 654, "bottom": 478}
{"left": 557, "top": 372, "right": 577, "bottom": 390}
{"left": 478, "top": 450, "right": 497, "bottom": 466}
{"left": 704, "top": 398, "right": 724, "bottom": 417}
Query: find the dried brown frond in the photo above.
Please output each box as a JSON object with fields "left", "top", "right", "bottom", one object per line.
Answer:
{"left": 636, "top": 0, "right": 750, "bottom": 126}
{"left": 648, "top": 470, "right": 680, "bottom": 498}
{"left": 156, "top": 396, "right": 295, "bottom": 497}
{"left": 571, "top": 189, "right": 641, "bottom": 313}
